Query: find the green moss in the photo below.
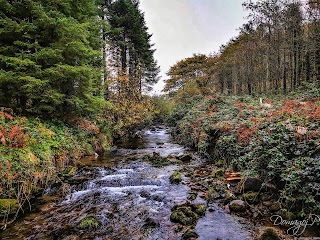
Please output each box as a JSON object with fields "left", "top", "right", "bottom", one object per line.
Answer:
{"left": 214, "top": 169, "right": 224, "bottom": 177}
{"left": 193, "top": 204, "right": 207, "bottom": 216}
{"left": 182, "top": 229, "right": 199, "bottom": 240}
{"left": 143, "top": 154, "right": 171, "bottom": 167}
{"left": 243, "top": 192, "right": 259, "bottom": 204}
{"left": 79, "top": 216, "right": 100, "bottom": 230}
{"left": 216, "top": 159, "right": 224, "bottom": 168}
{"left": 0, "top": 199, "right": 19, "bottom": 215}
{"left": 284, "top": 211, "right": 296, "bottom": 220}
{"left": 229, "top": 200, "right": 247, "bottom": 212}
{"left": 269, "top": 202, "right": 281, "bottom": 212}
{"left": 170, "top": 170, "right": 182, "bottom": 184}
{"left": 257, "top": 227, "right": 280, "bottom": 240}
{"left": 170, "top": 206, "right": 197, "bottom": 225}
{"left": 260, "top": 194, "right": 270, "bottom": 201}
{"left": 67, "top": 166, "right": 77, "bottom": 176}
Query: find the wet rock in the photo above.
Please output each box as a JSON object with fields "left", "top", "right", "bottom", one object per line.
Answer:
{"left": 242, "top": 178, "right": 263, "bottom": 192}
{"left": 182, "top": 229, "right": 199, "bottom": 240}
{"left": 243, "top": 192, "right": 259, "bottom": 204}
{"left": 187, "top": 192, "right": 198, "bottom": 201}
{"left": 224, "top": 205, "right": 230, "bottom": 213}
{"left": 229, "top": 200, "right": 247, "bottom": 212}
{"left": 179, "top": 154, "right": 192, "bottom": 162}
{"left": 143, "top": 153, "right": 172, "bottom": 167}
{"left": 143, "top": 217, "right": 159, "bottom": 228}
{"left": 140, "top": 189, "right": 151, "bottom": 199}
{"left": 170, "top": 171, "right": 182, "bottom": 184}
{"left": 257, "top": 227, "right": 280, "bottom": 240}
{"left": 170, "top": 206, "right": 197, "bottom": 225}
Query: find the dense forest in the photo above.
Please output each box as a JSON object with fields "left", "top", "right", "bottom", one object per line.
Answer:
{"left": 0, "top": 0, "right": 158, "bottom": 224}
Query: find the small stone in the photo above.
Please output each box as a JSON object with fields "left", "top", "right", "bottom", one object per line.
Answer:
{"left": 182, "top": 229, "right": 199, "bottom": 240}
{"left": 170, "top": 171, "right": 182, "bottom": 184}
{"left": 224, "top": 205, "right": 230, "bottom": 213}
{"left": 262, "top": 201, "right": 274, "bottom": 207}
{"left": 179, "top": 154, "right": 192, "bottom": 162}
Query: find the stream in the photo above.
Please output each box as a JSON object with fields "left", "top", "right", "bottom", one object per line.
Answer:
{"left": 0, "top": 126, "right": 255, "bottom": 240}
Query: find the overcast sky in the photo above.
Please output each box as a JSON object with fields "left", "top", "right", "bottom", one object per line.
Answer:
{"left": 139, "top": 0, "right": 249, "bottom": 94}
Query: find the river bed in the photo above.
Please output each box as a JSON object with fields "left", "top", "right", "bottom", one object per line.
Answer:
{"left": 0, "top": 126, "right": 255, "bottom": 240}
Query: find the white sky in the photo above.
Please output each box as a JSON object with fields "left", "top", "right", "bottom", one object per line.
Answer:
{"left": 139, "top": 0, "right": 249, "bottom": 94}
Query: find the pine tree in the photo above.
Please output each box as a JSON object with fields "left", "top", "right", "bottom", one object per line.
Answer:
{"left": 0, "top": 0, "right": 106, "bottom": 116}
{"left": 105, "top": 0, "right": 159, "bottom": 97}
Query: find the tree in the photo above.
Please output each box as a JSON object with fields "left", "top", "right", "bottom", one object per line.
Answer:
{"left": 105, "top": 0, "right": 159, "bottom": 97}
{"left": 164, "top": 54, "right": 218, "bottom": 98}
{"left": 0, "top": 0, "right": 106, "bottom": 116}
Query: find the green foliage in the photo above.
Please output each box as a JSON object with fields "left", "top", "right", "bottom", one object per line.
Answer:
{"left": 0, "top": 110, "right": 111, "bottom": 223}
{"left": 168, "top": 94, "right": 320, "bottom": 215}
{"left": 0, "top": 199, "right": 19, "bottom": 216}
{"left": 0, "top": 0, "right": 104, "bottom": 116}
{"left": 152, "top": 95, "right": 175, "bottom": 123}
{"left": 79, "top": 216, "right": 100, "bottom": 230}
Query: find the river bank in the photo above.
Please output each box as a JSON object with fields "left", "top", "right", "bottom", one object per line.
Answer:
{"left": 0, "top": 126, "right": 258, "bottom": 239}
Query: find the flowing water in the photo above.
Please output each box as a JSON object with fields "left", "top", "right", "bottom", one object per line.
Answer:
{"left": 0, "top": 126, "right": 255, "bottom": 240}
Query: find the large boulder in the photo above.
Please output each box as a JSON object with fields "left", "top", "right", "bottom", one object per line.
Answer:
{"left": 242, "top": 178, "right": 263, "bottom": 192}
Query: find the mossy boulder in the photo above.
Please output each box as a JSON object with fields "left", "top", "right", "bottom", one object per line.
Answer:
{"left": 79, "top": 216, "right": 100, "bottom": 230}
{"left": 143, "top": 152, "right": 171, "bottom": 167}
{"left": 257, "top": 227, "right": 280, "bottom": 240}
{"left": 193, "top": 204, "right": 207, "bottom": 216}
{"left": 170, "top": 206, "right": 197, "bottom": 225}
{"left": 243, "top": 192, "right": 259, "bottom": 204}
{"left": 229, "top": 200, "right": 247, "bottom": 212}
{"left": 182, "top": 229, "right": 199, "bottom": 240}
{"left": 170, "top": 170, "right": 182, "bottom": 184}
{"left": 0, "top": 199, "right": 19, "bottom": 215}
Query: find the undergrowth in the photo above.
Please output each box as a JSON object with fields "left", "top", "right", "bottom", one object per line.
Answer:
{"left": 0, "top": 107, "right": 111, "bottom": 227}
{"left": 167, "top": 94, "right": 320, "bottom": 216}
